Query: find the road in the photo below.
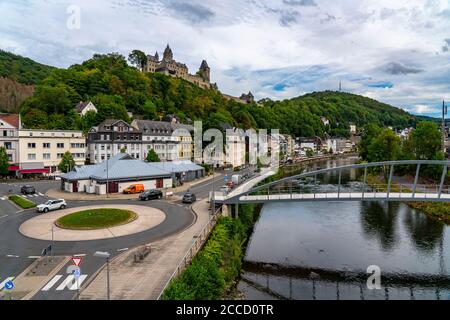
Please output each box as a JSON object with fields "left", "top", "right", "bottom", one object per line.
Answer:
{"left": 0, "top": 169, "right": 252, "bottom": 300}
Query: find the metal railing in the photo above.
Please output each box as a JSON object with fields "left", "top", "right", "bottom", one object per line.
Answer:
{"left": 156, "top": 206, "right": 222, "bottom": 300}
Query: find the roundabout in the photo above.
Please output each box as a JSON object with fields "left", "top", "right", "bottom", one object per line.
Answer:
{"left": 19, "top": 204, "right": 166, "bottom": 241}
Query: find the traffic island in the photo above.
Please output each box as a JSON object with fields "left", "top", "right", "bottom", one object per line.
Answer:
{"left": 19, "top": 205, "right": 166, "bottom": 241}
{"left": 55, "top": 208, "right": 137, "bottom": 230}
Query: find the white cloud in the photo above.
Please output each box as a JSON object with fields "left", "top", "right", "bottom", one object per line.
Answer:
{"left": 0, "top": 0, "right": 449, "bottom": 117}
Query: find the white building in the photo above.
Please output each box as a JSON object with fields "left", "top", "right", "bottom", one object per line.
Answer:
{"left": 0, "top": 114, "right": 20, "bottom": 175}
{"left": 75, "top": 101, "right": 97, "bottom": 116}
{"left": 225, "top": 128, "right": 246, "bottom": 168}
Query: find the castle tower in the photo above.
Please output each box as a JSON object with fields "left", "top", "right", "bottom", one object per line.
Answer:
{"left": 155, "top": 51, "right": 159, "bottom": 62}
{"left": 199, "top": 60, "right": 210, "bottom": 82}
{"left": 163, "top": 44, "right": 173, "bottom": 61}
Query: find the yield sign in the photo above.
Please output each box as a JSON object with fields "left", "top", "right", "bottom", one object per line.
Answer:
{"left": 71, "top": 256, "right": 83, "bottom": 267}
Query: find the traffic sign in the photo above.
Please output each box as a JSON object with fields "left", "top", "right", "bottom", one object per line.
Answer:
{"left": 73, "top": 268, "right": 81, "bottom": 278}
{"left": 71, "top": 256, "right": 83, "bottom": 266}
{"left": 4, "top": 280, "right": 14, "bottom": 290}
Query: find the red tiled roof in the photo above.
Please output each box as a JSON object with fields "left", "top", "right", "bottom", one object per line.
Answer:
{"left": 0, "top": 114, "right": 20, "bottom": 128}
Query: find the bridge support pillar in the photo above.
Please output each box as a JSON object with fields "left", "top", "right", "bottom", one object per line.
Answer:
{"left": 235, "top": 204, "right": 239, "bottom": 219}
{"left": 222, "top": 204, "right": 231, "bottom": 217}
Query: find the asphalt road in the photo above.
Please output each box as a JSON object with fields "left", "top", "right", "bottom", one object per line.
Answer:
{"left": 0, "top": 180, "right": 196, "bottom": 300}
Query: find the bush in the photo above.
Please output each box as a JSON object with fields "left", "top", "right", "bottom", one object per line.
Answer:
{"left": 9, "top": 195, "right": 36, "bottom": 209}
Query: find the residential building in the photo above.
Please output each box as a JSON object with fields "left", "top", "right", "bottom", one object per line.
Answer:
{"left": 87, "top": 119, "right": 142, "bottom": 164}
{"left": 320, "top": 117, "right": 330, "bottom": 126}
{"left": 349, "top": 123, "right": 357, "bottom": 134}
{"left": 225, "top": 128, "right": 246, "bottom": 168}
{"left": 131, "top": 119, "right": 193, "bottom": 161}
{"left": 75, "top": 101, "right": 97, "bottom": 116}
{"left": 18, "top": 129, "right": 85, "bottom": 174}
{"left": 0, "top": 114, "right": 21, "bottom": 175}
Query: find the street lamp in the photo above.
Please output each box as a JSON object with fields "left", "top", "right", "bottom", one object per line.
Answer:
{"left": 93, "top": 251, "right": 111, "bottom": 300}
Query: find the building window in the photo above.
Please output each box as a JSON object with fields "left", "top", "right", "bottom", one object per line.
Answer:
{"left": 57, "top": 143, "right": 64, "bottom": 148}
{"left": 70, "top": 143, "right": 85, "bottom": 148}
{"left": 43, "top": 153, "right": 51, "bottom": 160}
{"left": 7, "top": 154, "right": 12, "bottom": 161}
{"left": 28, "top": 143, "right": 36, "bottom": 149}
{"left": 28, "top": 154, "right": 36, "bottom": 160}
{"left": 57, "top": 153, "right": 64, "bottom": 159}
{"left": 4, "top": 142, "right": 12, "bottom": 150}
{"left": 43, "top": 143, "right": 51, "bottom": 148}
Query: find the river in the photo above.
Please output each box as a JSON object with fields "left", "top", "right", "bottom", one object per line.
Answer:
{"left": 238, "top": 158, "right": 450, "bottom": 300}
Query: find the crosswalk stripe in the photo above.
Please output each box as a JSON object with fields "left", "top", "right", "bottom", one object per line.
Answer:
{"left": 69, "top": 275, "right": 88, "bottom": 290}
{"left": 21, "top": 195, "right": 27, "bottom": 198}
{"left": 41, "top": 275, "right": 62, "bottom": 291}
{"left": 38, "top": 192, "right": 44, "bottom": 196}
{"left": 56, "top": 275, "right": 74, "bottom": 291}
{"left": 0, "top": 277, "right": 15, "bottom": 290}
{"left": 33, "top": 194, "right": 39, "bottom": 197}
{"left": 1, "top": 197, "right": 6, "bottom": 200}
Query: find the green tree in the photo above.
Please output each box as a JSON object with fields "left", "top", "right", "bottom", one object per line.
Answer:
{"left": 0, "top": 147, "right": 9, "bottom": 176}
{"left": 80, "top": 110, "right": 99, "bottom": 133}
{"left": 58, "top": 151, "right": 76, "bottom": 173}
{"left": 409, "top": 121, "right": 442, "bottom": 160}
{"left": 359, "top": 123, "right": 381, "bottom": 161}
{"left": 146, "top": 149, "right": 160, "bottom": 162}
{"left": 367, "top": 128, "right": 401, "bottom": 162}
{"left": 128, "top": 50, "right": 147, "bottom": 71}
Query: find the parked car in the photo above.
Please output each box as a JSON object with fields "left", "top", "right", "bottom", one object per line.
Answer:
{"left": 21, "top": 185, "right": 36, "bottom": 195}
{"left": 182, "top": 192, "right": 197, "bottom": 204}
{"left": 139, "top": 189, "right": 163, "bottom": 201}
{"left": 36, "top": 199, "right": 67, "bottom": 213}
{"left": 123, "top": 184, "right": 145, "bottom": 194}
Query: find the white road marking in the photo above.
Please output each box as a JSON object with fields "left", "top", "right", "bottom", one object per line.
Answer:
{"left": 41, "top": 275, "right": 62, "bottom": 291}
{"left": 0, "top": 215, "right": 8, "bottom": 219}
{"left": 1, "top": 197, "right": 6, "bottom": 200}
{"left": 21, "top": 195, "right": 27, "bottom": 198}
{"left": 117, "top": 248, "right": 128, "bottom": 252}
{"left": 33, "top": 194, "right": 39, "bottom": 197}
{"left": 0, "top": 277, "right": 15, "bottom": 290}
{"left": 69, "top": 275, "right": 87, "bottom": 290}
{"left": 6, "top": 255, "right": 19, "bottom": 258}
{"left": 38, "top": 192, "right": 44, "bottom": 196}
{"left": 28, "top": 256, "right": 41, "bottom": 259}
{"left": 55, "top": 275, "right": 88, "bottom": 291}
{"left": 72, "top": 253, "right": 86, "bottom": 257}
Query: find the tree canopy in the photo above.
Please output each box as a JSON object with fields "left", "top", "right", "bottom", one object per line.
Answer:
{"left": 58, "top": 151, "right": 76, "bottom": 173}
{"left": 146, "top": 149, "right": 161, "bottom": 162}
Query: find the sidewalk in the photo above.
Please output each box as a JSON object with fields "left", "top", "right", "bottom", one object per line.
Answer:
{"left": 46, "top": 174, "right": 217, "bottom": 201}
{"left": 79, "top": 198, "right": 212, "bottom": 300}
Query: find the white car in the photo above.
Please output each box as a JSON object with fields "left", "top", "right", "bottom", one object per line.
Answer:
{"left": 37, "top": 199, "right": 67, "bottom": 213}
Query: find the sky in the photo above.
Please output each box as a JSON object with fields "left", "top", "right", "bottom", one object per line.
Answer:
{"left": 0, "top": 0, "right": 449, "bottom": 117}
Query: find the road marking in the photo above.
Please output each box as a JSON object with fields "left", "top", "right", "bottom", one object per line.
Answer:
{"left": 38, "top": 192, "right": 44, "bottom": 196}
{"left": 69, "top": 275, "right": 87, "bottom": 290}
{"left": 0, "top": 277, "right": 15, "bottom": 290}
{"left": 0, "top": 215, "right": 8, "bottom": 219}
{"left": 1, "top": 197, "right": 6, "bottom": 200}
{"left": 21, "top": 195, "right": 27, "bottom": 198}
{"left": 55, "top": 275, "right": 88, "bottom": 291}
{"left": 28, "top": 256, "right": 41, "bottom": 259}
{"left": 117, "top": 247, "right": 128, "bottom": 252}
{"left": 41, "top": 275, "right": 63, "bottom": 291}
{"left": 6, "top": 255, "right": 19, "bottom": 258}
{"left": 72, "top": 253, "right": 86, "bottom": 257}
{"left": 33, "top": 194, "right": 39, "bottom": 197}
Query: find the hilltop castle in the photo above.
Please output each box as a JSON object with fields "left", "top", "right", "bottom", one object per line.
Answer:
{"left": 144, "top": 44, "right": 213, "bottom": 90}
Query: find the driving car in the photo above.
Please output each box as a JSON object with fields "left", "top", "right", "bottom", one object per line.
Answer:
{"left": 36, "top": 199, "right": 67, "bottom": 213}
{"left": 21, "top": 185, "right": 36, "bottom": 195}
{"left": 182, "top": 192, "right": 197, "bottom": 204}
{"left": 139, "top": 189, "right": 163, "bottom": 201}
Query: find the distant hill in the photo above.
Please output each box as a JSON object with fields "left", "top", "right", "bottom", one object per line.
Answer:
{"left": 3, "top": 50, "right": 418, "bottom": 135}
{"left": 0, "top": 50, "right": 55, "bottom": 85}
{"left": 0, "top": 50, "right": 56, "bottom": 112}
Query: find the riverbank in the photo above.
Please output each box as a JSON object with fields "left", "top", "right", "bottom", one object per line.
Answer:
{"left": 367, "top": 174, "right": 450, "bottom": 223}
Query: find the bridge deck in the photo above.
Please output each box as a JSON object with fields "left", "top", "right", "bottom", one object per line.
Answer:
{"left": 216, "top": 192, "right": 450, "bottom": 204}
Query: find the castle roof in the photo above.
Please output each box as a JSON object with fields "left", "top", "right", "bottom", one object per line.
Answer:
{"left": 200, "top": 60, "right": 209, "bottom": 69}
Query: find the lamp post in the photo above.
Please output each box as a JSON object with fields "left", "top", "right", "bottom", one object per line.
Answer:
{"left": 106, "top": 156, "right": 109, "bottom": 198}
{"left": 94, "top": 251, "right": 111, "bottom": 300}
{"left": 443, "top": 100, "right": 448, "bottom": 154}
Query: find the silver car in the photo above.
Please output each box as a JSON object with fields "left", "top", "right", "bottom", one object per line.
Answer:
{"left": 36, "top": 199, "right": 67, "bottom": 213}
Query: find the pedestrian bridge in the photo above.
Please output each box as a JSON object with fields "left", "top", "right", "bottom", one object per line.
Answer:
{"left": 214, "top": 160, "right": 450, "bottom": 204}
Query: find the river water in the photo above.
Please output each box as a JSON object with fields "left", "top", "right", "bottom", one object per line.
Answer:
{"left": 238, "top": 158, "right": 450, "bottom": 300}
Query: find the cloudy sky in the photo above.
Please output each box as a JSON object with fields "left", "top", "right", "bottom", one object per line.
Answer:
{"left": 1, "top": 0, "right": 449, "bottom": 117}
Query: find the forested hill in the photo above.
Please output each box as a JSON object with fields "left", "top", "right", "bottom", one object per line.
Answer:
{"left": 3, "top": 51, "right": 417, "bottom": 136}
{"left": 0, "top": 50, "right": 55, "bottom": 85}
{"left": 0, "top": 50, "right": 56, "bottom": 112}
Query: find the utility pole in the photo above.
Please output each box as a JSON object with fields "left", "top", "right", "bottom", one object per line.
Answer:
{"left": 443, "top": 100, "right": 448, "bottom": 155}
{"left": 106, "top": 156, "right": 109, "bottom": 198}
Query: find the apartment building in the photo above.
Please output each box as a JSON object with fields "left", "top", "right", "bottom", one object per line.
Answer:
{"left": 18, "top": 129, "right": 86, "bottom": 174}
{"left": 225, "top": 128, "right": 246, "bottom": 168}
{"left": 0, "top": 114, "right": 21, "bottom": 175}
{"left": 131, "top": 119, "right": 193, "bottom": 162}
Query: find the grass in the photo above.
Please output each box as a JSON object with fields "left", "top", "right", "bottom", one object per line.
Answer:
{"left": 8, "top": 195, "right": 36, "bottom": 209}
{"left": 55, "top": 208, "right": 137, "bottom": 230}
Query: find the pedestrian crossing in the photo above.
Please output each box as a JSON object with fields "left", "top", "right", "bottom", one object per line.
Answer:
{"left": 41, "top": 274, "right": 88, "bottom": 291}
{"left": 1, "top": 193, "right": 44, "bottom": 200}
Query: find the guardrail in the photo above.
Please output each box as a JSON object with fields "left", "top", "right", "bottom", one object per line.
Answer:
{"left": 156, "top": 206, "right": 222, "bottom": 300}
